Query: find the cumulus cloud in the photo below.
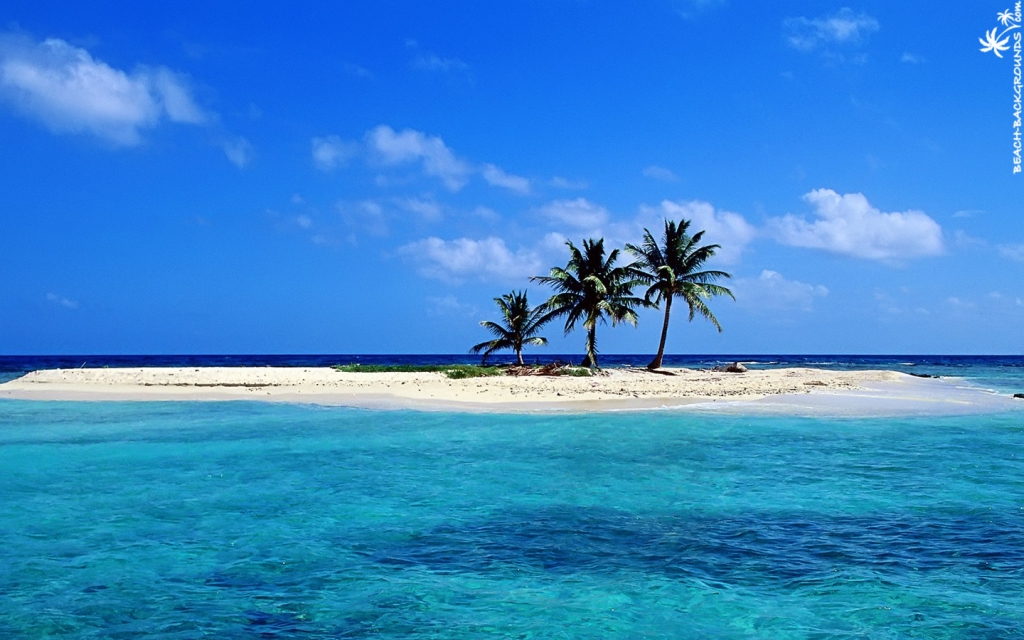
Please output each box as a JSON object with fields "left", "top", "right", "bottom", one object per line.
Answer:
{"left": 784, "top": 8, "right": 879, "bottom": 52}
{"left": 322, "top": 124, "right": 531, "bottom": 194}
{"left": 643, "top": 165, "right": 679, "bottom": 182}
{"left": 311, "top": 135, "right": 358, "bottom": 171}
{"left": 768, "top": 189, "right": 943, "bottom": 261}
{"left": 638, "top": 200, "right": 756, "bottom": 264}
{"left": 733, "top": 270, "right": 828, "bottom": 312}
{"left": 538, "top": 198, "right": 610, "bottom": 230}
{"left": 366, "top": 125, "right": 471, "bottom": 191}
{"left": 901, "top": 52, "right": 925, "bottom": 64}
{"left": 482, "top": 164, "right": 531, "bottom": 194}
{"left": 0, "top": 33, "right": 207, "bottom": 146}
{"left": 398, "top": 236, "right": 544, "bottom": 284}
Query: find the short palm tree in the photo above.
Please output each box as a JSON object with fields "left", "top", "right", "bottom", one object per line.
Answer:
{"left": 626, "top": 219, "right": 734, "bottom": 370}
{"left": 532, "top": 238, "right": 647, "bottom": 368}
{"left": 470, "top": 290, "right": 549, "bottom": 365}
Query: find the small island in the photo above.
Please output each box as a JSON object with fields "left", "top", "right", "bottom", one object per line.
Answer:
{"left": 0, "top": 364, "right": 969, "bottom": 413}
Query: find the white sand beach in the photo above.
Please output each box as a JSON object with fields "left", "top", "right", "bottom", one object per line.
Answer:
{"left": 1, "top": 366, "right": 1014, "bottom": 415}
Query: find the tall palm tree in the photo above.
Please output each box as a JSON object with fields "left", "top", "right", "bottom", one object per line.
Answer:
{"left": 470, "top": 290, "right": 550, "bottom": 365}
{"left": 531, "top": 238, "right": 647, "bottom": 368}
{"left": 626, "top": 219, "right": 734, "bottom": 370}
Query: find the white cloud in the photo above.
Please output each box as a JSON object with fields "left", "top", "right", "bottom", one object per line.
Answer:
{"left": 426, "top": 295, "right": 477, "bottom": 317}
{"left": 643, "top": 165, "right": 679, "bottom": 182}
{"left": 672, "top": 0, "right": 727, "bottom": 18}
{"left": 413, "top": 53, "right": 469, "bottom": 74}
{"left": 406, "top": 40, "right": 469, "bottom": 75}
{"left": 482, "top": 164, "right": 531, "bottom": 194}
{"left": 733, "top": 270, "right": 828, "bottom": 312}
{"left": 999, "top": 243, "right": 1024, "bottom": 262}
{"left": 901, "top": 52, "right": 925, "bottom": 64}
{"left": 343, "top": 63, "right": 372, "bottom": 79}
{"left": 46, "top": 292, "right": 78, "bottom": 309}
{"left": 952, "top": 229, "right": 986, "bottom": 249}
{"left": 953, "top": 209, "right": 984, "bottom": 218}
{"left": 329, "top": 124, "right": 532, "bottom": 194}
{"left": 0, "top": 33, "right": 207, "bottom": 146}
{"left": 638, "top": 200, "right": 756, "bottom": 264}
{"left": 768, "top": 189, "right": 943, "bottom": 261}
{"left": 538, "top": 198, "right": 610, "bottom": 230}
{"left": 395, "top": 196, "right": 443, "bottom": 221}
{"left": 946, "top": 296, "right": 976, "bottom": 310}
{"left": 550, "top": 176, "right": 588, "bottom": 189}
{"left": 148, "top": 67, "right": 205, "bottom": 124}
{"left": 366, "top": 125, "right": 471, "bottom": 191}
{"left": 337, "top": 199, "right": 390, "bottom": 237}
{"left": 472, "top": 206, "right": 501, "bottom": 221}
{"left": 398, "top": 236, "right": 544, "bottom": 284}
{"left": 221, "top": 137, "right": 253, "bottom": 168}
{"left": 311, "top": 135, "right": 357, "bottom": 171}
{"left": 784, "top": 8, "right": 879, "bottom": 52}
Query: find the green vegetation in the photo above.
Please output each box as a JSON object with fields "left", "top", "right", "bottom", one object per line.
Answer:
{"left": 556, "top": 366, "right": 593, "bottom": 377}
{"left": 332, "top": 364, "right": 503, "bottom": 379}
{"left": 332, "top": 363, "right": 593, "bottom": 378}
{"left": 470, "top": 290, "right": 549, "bottom": 365}
{"left": 626, "top": 219, "right": 733, "bottom": 370}
{"left": 531, "top": 238, "right": 647, "bottom": 369}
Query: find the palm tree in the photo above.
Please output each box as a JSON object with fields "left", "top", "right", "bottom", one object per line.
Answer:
{"left": 626, "top": 219, "right": 734, "bottom": 370}
{"left": 531, "top": 238, "right": 647, "bottom": 368}
{"left": 470, "top": 290, "right": 550, "bottom": 365}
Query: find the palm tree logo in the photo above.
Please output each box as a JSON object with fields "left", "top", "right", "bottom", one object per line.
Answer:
{"left": 981, "top": 9, "right": 1020, "bottom": 58}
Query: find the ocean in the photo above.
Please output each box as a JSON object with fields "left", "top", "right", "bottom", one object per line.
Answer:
{"left": 1, "top": 356, "right": 1022, "bottom": 637}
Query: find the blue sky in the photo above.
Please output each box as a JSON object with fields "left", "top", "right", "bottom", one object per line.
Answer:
{"left": 1, "top": 1, "right": 1022, "bottom": 355}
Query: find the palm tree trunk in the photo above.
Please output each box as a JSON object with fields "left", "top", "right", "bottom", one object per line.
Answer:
{"left": 581, "top": 325, "right": 598, "bottom": 368}
{"left": 516, "top": 349, "right": 524, "bottom": 365}
{"left": 648, "top": 296, "right": 672, "bottom": 370}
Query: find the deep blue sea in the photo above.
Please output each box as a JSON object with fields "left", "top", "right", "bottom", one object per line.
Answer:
{"left": 2, "top": 356, "right": 1023, "bottom": 637}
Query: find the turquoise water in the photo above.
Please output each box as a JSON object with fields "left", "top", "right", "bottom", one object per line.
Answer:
{"left": 2, "top": 401, "right": 1023, "bottom": 638}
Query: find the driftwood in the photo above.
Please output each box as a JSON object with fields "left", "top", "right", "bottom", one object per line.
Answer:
{"left": 505, "top": 362, "right": 583, "bottom": 376}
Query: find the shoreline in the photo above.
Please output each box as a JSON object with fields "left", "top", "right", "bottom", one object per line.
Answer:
{"left": 0, "top": 366, "right": 1018, "bottom": 416}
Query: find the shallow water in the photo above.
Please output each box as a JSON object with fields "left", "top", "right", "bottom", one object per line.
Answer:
{"left": 1, "top": 401, "right": 1023, "bottom": 638}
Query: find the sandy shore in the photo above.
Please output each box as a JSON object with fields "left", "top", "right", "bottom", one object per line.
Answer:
{"left": 1, "top": 365, "right": 1008, "bottom": 415}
